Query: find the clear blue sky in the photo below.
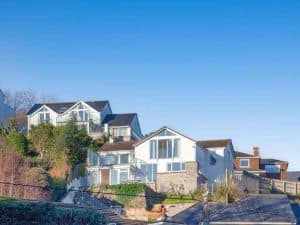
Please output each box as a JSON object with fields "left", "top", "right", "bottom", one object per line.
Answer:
{"left": 1, "top": 1, "right": 300, "bottom": 170}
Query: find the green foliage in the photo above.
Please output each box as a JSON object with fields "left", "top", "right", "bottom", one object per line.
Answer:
{"left": 62, "top": 120, "right": 98, "bottom": 167}
{"left": 29, "top": 124, "right": 55, "bottom": 160}
{"left": 109, "top": 183, "right": 145, "bottom": 205}
{"left": 0, "top": 200, "right": 106, "bottom": 225}
{"left": 7, "top": 132, "right": 28, "bottom": 154}
{"left": 48, "top": 177, "right": 66, "bottom": 202}
{"left": 213, "top": 180, "right": 241, "bottom": 203}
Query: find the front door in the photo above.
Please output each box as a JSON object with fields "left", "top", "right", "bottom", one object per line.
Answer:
{"left": 101, "top": 169, "right": 110, "bottom": 185}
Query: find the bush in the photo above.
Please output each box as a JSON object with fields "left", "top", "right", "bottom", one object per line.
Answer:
{"left": 7, "top": 132, "right": 28, "bottom": 154}
{"left": 109, "top": 183, "right": 145, "bottom": 205}
{"left": 49, "top": 177, "right": 66, "bottom": 202}
{"left": 0, "top": 201, "right": 106, "bottom": 225}
{"left": 213, "top": 179, "right": 241, "bottom": 203}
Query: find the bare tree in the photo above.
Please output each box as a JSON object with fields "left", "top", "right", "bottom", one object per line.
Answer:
{"left": 4, "top": 89, "right": 37, "bottom": 112}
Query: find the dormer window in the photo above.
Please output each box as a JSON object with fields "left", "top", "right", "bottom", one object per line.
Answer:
{"left": 39, "top": 108, "right": 50, "bottom": 124}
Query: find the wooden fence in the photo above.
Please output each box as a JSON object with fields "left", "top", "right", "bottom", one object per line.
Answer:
{"left": 271, "top": 179, "right": 300, "bottom": 195}
{"left": 235, "top": 170, "right": 300, "bottom": 196}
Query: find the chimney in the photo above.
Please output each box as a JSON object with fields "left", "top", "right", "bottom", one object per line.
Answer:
{"left": 253, "top": 146, "right": 260, "bottom": 157}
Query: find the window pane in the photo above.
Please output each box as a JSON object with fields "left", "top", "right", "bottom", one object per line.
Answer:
{"left": 147, "top": 164, "right": 153, "bottom": 182}
{"left": 182, "top": 163, "right": 186, "bottom": 170}
{"left": 150, "top": 140, "right": 156, "bottom": 159}
{"left": 158, "top": 129, "right": 175, "bottom": 136}
{"left": 119, "top": 169, "right": 128, "bottom": 183}
{"left": 45, "top": 113, "right": 50, "bottom": 122}
{"left": 167, "top": 163, "right": 172, "bottom": 171}
{"left": 167, "top": 140, "right": 172, "bottom": 158}
{"left": 265, "top": 165, "right": 280, "bottom": 173}
{"left": 173, "top": 139, "right": 180, "bottom": 157}
{"left": 158, "top": 140, "right": 168, "bottom": 158}
{"left": 39, "top": 113, "right": 44, "bottom": 123}
{"left": 120, "top": 154, "right": 129, "bottom": 164}
{"left": 240, "top": 160, "right": 249, "bottom": 167}
{"left": 153, "top": 164, "right": 157, "bottom": 181}
{"left": 172, "top": 163, "right": 181, "bottom": 171}
{"left": 111, "top": 169, "right": 118, "bottom": 185}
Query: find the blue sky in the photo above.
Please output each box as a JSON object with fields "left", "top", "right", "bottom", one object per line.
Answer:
{"left": 1, "top": 1, "right": 300, "bottom": 170}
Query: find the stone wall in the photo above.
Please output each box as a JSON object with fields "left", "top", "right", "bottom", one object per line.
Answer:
{"left": 156, "top": 162, "right": 200, "bottom": 194}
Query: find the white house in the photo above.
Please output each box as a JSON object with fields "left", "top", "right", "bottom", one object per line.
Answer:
{"left": 0, "top": 89, "right": 15, "bottom": 127}
{"left": 87, "top": 126, "right": 235, "bottom": 193}
{"left": 87, "top": 141, "right": 137, "bottom": 186}
{"left": 27, "top": 100, "right": 143, "bottom": 140}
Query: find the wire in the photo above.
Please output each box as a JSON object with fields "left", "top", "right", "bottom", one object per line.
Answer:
{"left": 0, "top": 181, "right": 201, "bottom": 202}
{"left": 1, "top": 181, "right": 296, "bottom": 223}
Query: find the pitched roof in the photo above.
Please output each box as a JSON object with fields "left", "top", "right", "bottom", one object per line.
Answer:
{"left": 27, "top": 100, "right": 109, "bottom": 115}
{"left": 102, "top": 113, "right": 137, "bottom": 126}
{"left": 234, "top": 151, "right": 255, "bottom": 158}
{"left": 134, "top": 126, "right": 195, "bottom": 147}
{"left": 287, "top": 171, "right": 300, "bottom": 182}
{"left": 209, "top": 194, "right": 297, "bottom": 224}
{"left": 197, "top": 139, "right": 231, "bottom": 149}
{"left": 99, "top": 141, "right": 136, "bottom": 152}
{"left": 260, "top": 158, "right": 288, "bottom": 165}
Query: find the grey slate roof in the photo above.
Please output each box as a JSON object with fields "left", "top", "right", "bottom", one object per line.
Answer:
{"left": 234, "top": 150, "right": 255, "bottom": 158}
{"left": 99, "top": 141, "right": 136, "bottom": 152}
{"left": 260, "top": 158, "right": 288, "bottom": 165}
{"left": 197, "top": 139, "right": 231, "bottom": 149}
{"left": 288, "top": 171, "right": 300, "bottom": 182}
{"left": 27, "top": 100, "right": 109, "bottom": 115}
{"left": 209, "top": 194, "right": 297, "bottom": 224}
{"left": 102, "top": 113, "right": 136, "bottom": 126}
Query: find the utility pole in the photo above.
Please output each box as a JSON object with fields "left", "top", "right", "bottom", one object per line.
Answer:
{"left": 200, "top": 190, "right": 210, "bottom": 225}
{"left": 225, "top": 168, "right": 228, "bottom": 205}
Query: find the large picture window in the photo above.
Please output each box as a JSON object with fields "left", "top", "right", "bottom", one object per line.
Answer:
{"left": 150, "top": 139, "right": 180, "bottom": 159}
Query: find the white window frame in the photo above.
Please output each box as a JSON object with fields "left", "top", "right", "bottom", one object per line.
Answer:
{"left": 110, "top": 168, "right": 129, "bottom": 185}
{"left": 240, "top": 159, "right": 249, "bottom": 168}
{"left": 150, "top": 138, "right": 180, "bottom": 159}
{"left": 167, "top": 162, "right": 186, "bottom": 172}
{"left": 38, "top": 108, "right": 51, "bottom": 124}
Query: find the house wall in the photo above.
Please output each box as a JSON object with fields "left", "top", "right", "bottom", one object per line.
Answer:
{"left": 0, "top": 91, "right": 15, "bottom": 127}
{"left": 203, "top": 144, "right": 234, "bottom": 184}
{"left": 27, "top": 101, "right": 103, "bottom": 134}
{"left": 134, "top": 132, "right": 197, "bottom": 173}
{"left": 27, "top": 106, "right": 58, "bottom": 130}
{"left": 234, "top": 157, "right": 260, "bottom": 170}
{"left": 130, "top": 115, "right": 143, "bottom": 139}
{"left": 100, "top": 103, "right": 112, "bottom": 123}
{"left": 156, "top": 161, "right": 200, "bottom": 193}
{"left": 260, "top": 162, "right": 288, "bottom": 180}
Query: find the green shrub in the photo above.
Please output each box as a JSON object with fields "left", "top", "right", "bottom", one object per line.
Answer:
{"left": 49, "top": 177, "right": 67, "bottom": 202}
{"left": 0, "top": 201, "right": 106, "bottom": 225}
{"left": 213, "top": 180, "right": 241, "bottom": 203}
{"left": 7, "top": 132, "right": 28, "bottom": 154}
{"left": 109, "top": 183, "right": 145, "bottom": 205}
